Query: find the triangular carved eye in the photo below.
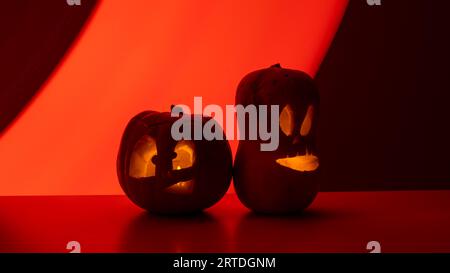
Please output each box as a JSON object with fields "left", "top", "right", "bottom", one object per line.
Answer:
{"left": 280, "top": 104, "right": 294, "bottom": 136}
{"left": 300, "top": 105, "right": 314, "bottom": 137}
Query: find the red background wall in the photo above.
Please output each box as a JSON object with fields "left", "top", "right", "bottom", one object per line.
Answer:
{"left": 0, "top": 0, "right": 348, "bottom": 195}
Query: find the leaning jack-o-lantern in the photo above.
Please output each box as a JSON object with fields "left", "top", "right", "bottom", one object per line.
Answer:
{"left": 234, "top": 64, "right": 320, "bottom": 214}
{"left": 117, "top": 110, "right": 232, "bottom": 214}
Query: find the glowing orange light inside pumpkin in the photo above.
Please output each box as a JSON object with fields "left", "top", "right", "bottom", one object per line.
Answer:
{"left": 129, "top": 135, "right": 157, "bottom": 178}
{"left": 276, "top": 149, "right": 319, "bottom": 172}
{"left": 300, "top": 105, "right": 314, "bottom": 137}
{"left": 280, "top": 105, "right": 295, "bottom": 136}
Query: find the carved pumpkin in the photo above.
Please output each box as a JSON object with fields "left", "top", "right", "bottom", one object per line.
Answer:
{"left": 117, "top": 111, "right": 232, "bottom": 214}
{"left": 234, "top": 64, "right": 320, "bottom": 214}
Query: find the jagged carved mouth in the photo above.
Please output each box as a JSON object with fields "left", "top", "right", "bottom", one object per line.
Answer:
{"left": 165, "top": 180, "right": 194, "bottom": 194}
{"left": 275, "top": 151, "right": 319, "bottom": 172}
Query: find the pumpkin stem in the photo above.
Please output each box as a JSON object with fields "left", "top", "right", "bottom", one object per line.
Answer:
{"left": 271, "top": 63, "right": 282, "bottom": 68}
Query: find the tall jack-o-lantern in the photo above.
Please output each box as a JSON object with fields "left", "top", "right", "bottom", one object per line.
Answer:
{"left": 234, "top": 64, "right": 320, "bottom": 214}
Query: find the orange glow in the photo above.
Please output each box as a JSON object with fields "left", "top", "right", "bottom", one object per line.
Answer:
{"left": 165, "top": 180, "right": 195, "bottom": 195}
{"left": 276, "top": 151, "right": 319, "bottom": 172}
{"left": 279, "top": 105, "right": 295, "bottom": 136}
{"left": 300, "top": 105, "right": 314, "bottom": 137}
{"left": 172, "top": 140, "right": 195, "bottom": 170}
{"left": 129, "top": 135, "right": 157, "bottom": 179}
{"left": 0, "top": 0, "right": 348, "bottom": 195}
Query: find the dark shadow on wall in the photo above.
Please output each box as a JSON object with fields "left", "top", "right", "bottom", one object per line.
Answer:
{"left": 0, "top": 0, "right": 98, "bottom": 134}
{"left": 316, "top": 0, "right": 450, "bottom": 191}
